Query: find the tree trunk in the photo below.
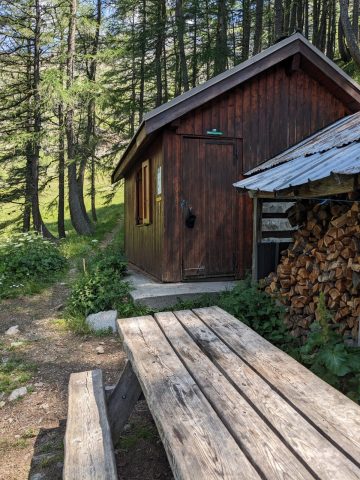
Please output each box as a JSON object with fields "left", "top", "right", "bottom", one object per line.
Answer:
{"left": 318, "top": 0, "right": 328, "bottom": 52}
{"left": 155, "top": 0, "right": 166, "bottom": 106}
{"left": 304, "top": 0, "right": 309, "bottom": 38}
{"left": 58, "top": 102, "right": 66, "bottom": 238}
{"left": 191, "top": 1, "right": 198, "bottom": 87}
{"left": 66, "top": 0, "right": 92, "bottom": 235}
{"left": 283, "top": 0, "right": 290, "bottom": 35}
{"left": 353, "top": 0, "right": 359, "bottom": 42}
{"left": 214, "top": 0, "right": 228, "bottom": 74}
{"left": 139, "top": 0, "right": 146, "bottom": 121}
{"left": 338, "top": 17, "right": 352, "bottom": 62}
{"left": 274, "top": 0, "right": 283, "bottom": 40}
{"left": 312, "top": 0, "right": 320, "bottom": 46}
{"left": 91, "top": 153, "right": 97, "bottom": 222}
{"left": 175, "top": 0, "right": 189, "bottom": 91}
{"left": 242, "top": 0, "right": 251, "bottom": 61}
{"left": 340, "top": 0, "right": 360, "bottom": 67}
{"left": 31, "top": 0, "right": 54, "bottom": 239}
{"left": 326, "top": 0, "right": 336, "bottom": 59}
{"left": 253, "top": 0, "right": 264, "bottom": 54}
{"left": 289, "top": 0, "right": 298, "bottom": 35}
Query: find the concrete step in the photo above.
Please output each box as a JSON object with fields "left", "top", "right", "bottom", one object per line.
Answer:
{"left": 127, "top": 268, "right": 237, "bottom": 309}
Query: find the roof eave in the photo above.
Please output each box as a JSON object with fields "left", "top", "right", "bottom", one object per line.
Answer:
{"left": 111, "top": 121, "right": 147, "bottom": 183}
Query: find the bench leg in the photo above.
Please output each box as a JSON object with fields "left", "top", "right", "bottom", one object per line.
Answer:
{"left": 107, "top": 360, "right": 142, "bottom": 445}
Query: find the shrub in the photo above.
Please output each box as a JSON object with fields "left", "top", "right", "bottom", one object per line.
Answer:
{"left": 300, "top": 293, "right": 360, "bottom": 401}
{"left": 67, "top": 270, "right": 131, "bottom": 317}
{"left": 0, "top": 232, "right": 67, "bottom": 298}
{"left": 65, "top": 246, "right": 150, "bottom": 333}
{"left": 217, "top": 278, "right": 292, "bottom": 346}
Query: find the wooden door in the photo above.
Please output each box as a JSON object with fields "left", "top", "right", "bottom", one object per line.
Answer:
{"left": 181, "top": 137, "right": 240, "bottom": 279}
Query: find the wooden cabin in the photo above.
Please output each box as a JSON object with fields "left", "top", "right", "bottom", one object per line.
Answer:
{"left": 112, "top": 33, "right": 360, "bottom": 283}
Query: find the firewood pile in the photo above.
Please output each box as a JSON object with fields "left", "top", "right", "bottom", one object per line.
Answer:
{"left": 266, "top": 201, "right": 360, "bottom": 340}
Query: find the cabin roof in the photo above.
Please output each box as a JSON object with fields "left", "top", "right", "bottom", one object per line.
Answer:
{"left": 233, "top": 111, "right": 360, "bottom": 196}
{"left": 112, "top": 33, "right": 360, "bottom": 182}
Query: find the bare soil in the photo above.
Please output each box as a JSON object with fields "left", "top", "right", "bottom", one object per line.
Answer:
{"left": 0, "top": 268, "right": 172, "bottom": 479}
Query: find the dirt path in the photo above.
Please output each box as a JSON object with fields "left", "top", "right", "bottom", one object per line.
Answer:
{"left": 0, "top": 248, "right": 172, "bottom": 479}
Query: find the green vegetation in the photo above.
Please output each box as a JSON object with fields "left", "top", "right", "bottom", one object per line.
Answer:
{"left": 299, "top": 293, "right": 360, "bottom": 403}
{"left": 0, "top": 357, "right": 35, "bottom": 394}
{"left": 0, "top": 232, "right": 67, "bottom": 298}
{"left": 117, "top": 425, "right": 157, "bottom": 449}
{"left": 65, "top": 235, "right": 150, "bottom": 334}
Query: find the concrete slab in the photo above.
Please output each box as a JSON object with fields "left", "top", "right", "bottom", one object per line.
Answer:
{"left": 127, "top": 268, "right": 237, "bottom": 309}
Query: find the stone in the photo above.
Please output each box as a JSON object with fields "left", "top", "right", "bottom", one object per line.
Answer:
{"left": 9, "top": 386, "right": 27, "bottom": 401}
{"left": 123, "top": 423, "right": 131, "bottom": 432}
{"left": 96, "top": 346, "right": 105, "bottom": 354}
{"left": 86, "top": 310, "right": 117, "bottom": 333}
{"left": 0, "top": 401, "right": 5, "bottom": 408}
{"left": 5, "top": 325, "right": 20, "bottom": 336}
{"left": 34, "top": 382, "right": 44, "bottom": 387}
{"left": 30, "top": 474, "right": 45, "bottom": 480}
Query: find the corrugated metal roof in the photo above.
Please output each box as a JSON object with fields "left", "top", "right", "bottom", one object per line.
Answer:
{"left": 234, "top": 112, "right": 360, "bottom": 194}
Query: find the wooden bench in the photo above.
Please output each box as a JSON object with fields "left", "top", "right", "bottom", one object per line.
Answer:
{"left": 64, "top": 306, "right": 360, "bottom": 479}
{"left": 63, "top": 369, "right": 118, "bottom": 480}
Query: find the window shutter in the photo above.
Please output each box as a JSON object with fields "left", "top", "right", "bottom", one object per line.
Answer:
{"left": 142, "top": 160, "right": 151, "bottom": 224}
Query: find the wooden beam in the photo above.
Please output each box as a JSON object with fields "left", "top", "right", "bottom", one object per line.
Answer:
{"left": 63, "top": 369, "right": 117, "bottom": 480}
{"left": 107, "top": 360, "right": 142, "bottom": 445}
{"left": 249, "top": 174, "right": 360, "bottom": 199}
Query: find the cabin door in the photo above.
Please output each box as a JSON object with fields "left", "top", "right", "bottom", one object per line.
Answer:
{"left": 181, "top": 137, "right": 240, "bottom": 279}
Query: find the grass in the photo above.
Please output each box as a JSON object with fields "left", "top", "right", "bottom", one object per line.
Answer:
{"left": 0, "top": 438, "right": 29, "bottom": 450}
{"left": 117, "top": 424, "right": 157, "bottom": 449}
{"left": 0, "top": 178, "right": 124, "bottom": 300}
{"left": 0, "top": 356, "right": 35, "bottom": 394}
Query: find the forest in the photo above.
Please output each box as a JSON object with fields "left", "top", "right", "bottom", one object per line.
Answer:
{"left": 1, "top": 0, "right": 360, "bottom": 239}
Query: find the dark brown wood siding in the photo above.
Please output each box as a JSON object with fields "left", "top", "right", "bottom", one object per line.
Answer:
{"left": 124, "top": 137, "right": 164, "bottom": 280}
{"left": 161, "top": 63, "right": 350, "bottom": 281}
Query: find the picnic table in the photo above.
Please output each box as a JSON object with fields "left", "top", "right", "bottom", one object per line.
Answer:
{"left": 64, "top": 306, "right": 360, "bottom": 479}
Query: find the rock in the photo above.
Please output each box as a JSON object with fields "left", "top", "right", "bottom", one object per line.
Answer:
{"left": 5, "top": 325, "right": 20, "bottom": 336}
{"left": 30, "top": 474, "right": 45, "bottom": 480}
{"left": 0, "top": 401, "right": 5, "bottom": 408}
{"left": 123, "top": 423, "right": 131, "bottom": 432}
{"left": 34, "top": 382, "right": 44, "bottom": 387}
{"left": 96, "top": 346, "right": 105, "bottom": 354}
{"left": 9, "top": 386, "right": 27, "bottom": 401}
{"left": 86, "top": 310, "right": 117, "bottom": 333}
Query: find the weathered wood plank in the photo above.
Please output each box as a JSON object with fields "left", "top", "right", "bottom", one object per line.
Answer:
{"left": 173, "top": 309, "right": 360, "bottom": 480}
{"left": 117, "top": 316, "right": 260, "bottom": 480}
{"left": 63, "top": 369, "right": 118, "bottom": 480}
{"left": 155, "top": 312, "right": 314, "bottom": 480}
{"left": 194, "top": 306, "right": 360, "bottom": 465}
{"left": 107, "top": 360, "right": 142, "bottom": 445}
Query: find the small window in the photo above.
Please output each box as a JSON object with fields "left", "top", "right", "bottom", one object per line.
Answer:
{"left": 136, "top": 160, "right": 151, "bottom": 225}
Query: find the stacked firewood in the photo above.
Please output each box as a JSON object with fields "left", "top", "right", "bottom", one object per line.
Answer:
{"left": 266, "top": 201, "right": 360, "bottom": 340}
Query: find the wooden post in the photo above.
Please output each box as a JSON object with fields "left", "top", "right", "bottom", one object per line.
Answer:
{"left": 107, "top": 360, "right": 142, "bottom": 445}
{"left": 252, "top": 198, "right": 261, "bottom": 281}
